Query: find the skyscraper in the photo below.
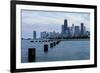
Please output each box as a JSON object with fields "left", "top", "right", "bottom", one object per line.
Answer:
{"left": 61, "top": 25, "right": 64, "bottom": 34}
{"left": 83, "top": 26, "right": 86, "bottom": 35}
{"left": 64, "top": 19, "right": 68, "bottom": 33}
{"left": 61, "top": 19, "right": 71, "bottom": 37}
{"left": 70, "top": 24, "right": 75, "bottom": 37}
{"left": 33, "top": 31, "right": 36, "bottom": 39}
{"left": 81, "top": 23, "right": 84, "bottom": 36}
{"left": 40, "top": 32, "right": 48, "bottom": 39}
{"left": 66, "top": 27, "right": 70, "bottom": 37}
{"left": 74, "top": 26, "right": 80, "bottom": 37}
{"left": 64, "top": 19, "right": 68, "bottom": 27}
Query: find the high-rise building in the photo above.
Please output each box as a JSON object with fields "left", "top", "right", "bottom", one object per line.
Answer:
{"left": 65, "top": 29, "right": 69, "bottom": 37}
{"left": 83, "top": 26, "right": 86, "bottom": 35}
{"left": 74, "top": 26, "right": 80, "bottom": 37}
{"left": 64, "top": 19, "right": 68, "bottom": 27}
{"left": 70, "top": 24, "right": 75, "bottom": 37}
{"left": 61, "top": 25, "right": 64, "bottom": 34}
{"left": 61, "top": 19, "right": 71, "bottom": 37}
{"left": 40, "top": 32, "right": 48, "bottom": 39}
{"left": 33, "top": 31, "right": 36, "bottom": 39}
{"left": 67, "top": 27, "right": 71, "bottom": 37}
{"left": 80, "top": 23, "right": 84, "bottom": 36}
{"left": 64, "top": 19, "right": 68, "bottom": 34}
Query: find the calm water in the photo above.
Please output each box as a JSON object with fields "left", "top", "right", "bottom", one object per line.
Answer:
{"left": 21, "top": 39, "right": 90, "bottom": 63}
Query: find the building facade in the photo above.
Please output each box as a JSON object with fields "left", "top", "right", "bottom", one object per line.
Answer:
{"left": 33, "top": 31, "right": 36, "bottom": 39}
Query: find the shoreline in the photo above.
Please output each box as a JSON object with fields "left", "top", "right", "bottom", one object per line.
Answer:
{"left": 22, "top": 38, "right": 90, "bottom": 41}
{"left": 61, "top": 39, "right": 90, "bottom": 41}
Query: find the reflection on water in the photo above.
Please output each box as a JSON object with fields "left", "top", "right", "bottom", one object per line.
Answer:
{"left": 21, "top": 39, "right": 90, "bottom": 63}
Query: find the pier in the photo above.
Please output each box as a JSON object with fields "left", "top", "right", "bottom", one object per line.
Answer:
{"left": 27, "top": 39, "right": 61, "bottom": 62}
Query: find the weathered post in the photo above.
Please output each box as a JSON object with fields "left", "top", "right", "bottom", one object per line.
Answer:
{"left": 30, "top": 40, "right": 34, "bottom": 42}
{"left": 50, "top": 43, "right": 53, "bottom": 48}
{"left": 28, "top": 48, "right": 36, "bottom": 62}
{"left": 44, "top": 44, "right": 48, "bottom": 52}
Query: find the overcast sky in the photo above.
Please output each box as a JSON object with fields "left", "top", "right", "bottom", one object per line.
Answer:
{"left": 21, "top": 10, "right": 90, "bottom": 38}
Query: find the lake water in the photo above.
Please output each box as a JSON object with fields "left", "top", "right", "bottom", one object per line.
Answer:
{"left": 21, "top": 39, "right": 90, "bottom": 63}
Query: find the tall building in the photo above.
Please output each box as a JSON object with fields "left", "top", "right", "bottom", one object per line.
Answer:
{"left": 33, "top": 31, "right": 36, "bottom": 39}
{"left": 64, "top": 19, "right": 68, "bottom": 34}
{"left": 61, "top": 25, "right": 64, "bottom": 34}
{"left": 70, "top": 24, "right": 75, "bottom": 37}
{"left": 67, "top": 27, "right": 71, "bottom": 37}
{"left": 83, "top": 26, "right": 86, "bottom": 35}
{"left": 61, "top": 19, "right": 71, "bottom": 37}
{"left": 74, "top": 26, "right": 80, "bottom": 37}
{"left": 65, "top": 29, "right": 69, "bottom": 37}
{"left": 80, "top": 23, "right": 84, "bottom": 36}
{"left": 64, "top": 19, "right": 68, "bottom": 27}
{"left": 40, "top": 32, "right": 48, "bottom": 39}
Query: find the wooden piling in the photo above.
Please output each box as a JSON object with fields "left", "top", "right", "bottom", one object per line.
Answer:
{"left": 50, "top": 43, "right": 53, "bottom": 48}
{"left": 44, "top": 44, "right": 48, "bottom": 52}
{"left": 28, "top": 48, "right": 36, "bottom": 62}
{"left": 30, "top": 40, "right": 34, "bottom": 42}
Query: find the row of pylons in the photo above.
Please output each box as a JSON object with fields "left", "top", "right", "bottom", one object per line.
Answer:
{"left": 28, "top": 39, "right": 61, "bottom": 62}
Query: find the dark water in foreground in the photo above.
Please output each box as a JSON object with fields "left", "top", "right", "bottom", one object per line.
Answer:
{"left": 21, "top": 39, "right": 90, "bottom": 63}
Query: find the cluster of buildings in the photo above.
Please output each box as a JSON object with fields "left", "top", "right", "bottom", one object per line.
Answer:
{"left": 40, "top": 31, "right": 61, "bottom": 39}
{"left": 61, "top": 19, "right": 90, "bottom": 38}
{"left": 33, "top": 19, "right": 90, "bottom": 39}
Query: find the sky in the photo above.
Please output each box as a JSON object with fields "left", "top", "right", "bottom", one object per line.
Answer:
{"left": 21, "top": 10, "right": 90, "bottom": 38}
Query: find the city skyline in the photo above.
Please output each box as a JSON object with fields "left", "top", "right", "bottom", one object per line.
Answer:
{"left": 40, "top": 19, "right": 89, "bottom": 39}
{"left": 21, "top": 10, "right": 90, "bottom": 38}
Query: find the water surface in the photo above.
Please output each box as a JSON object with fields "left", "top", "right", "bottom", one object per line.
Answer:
{"left": 21, "top": 39, "right": 90, "bottom": 63}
